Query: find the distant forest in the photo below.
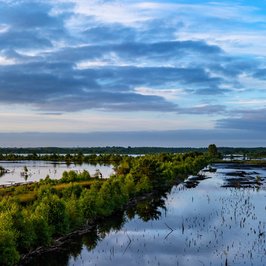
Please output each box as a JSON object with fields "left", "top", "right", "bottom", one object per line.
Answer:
{"left": 0, "top": 146, "right": 266, "bottom": 157}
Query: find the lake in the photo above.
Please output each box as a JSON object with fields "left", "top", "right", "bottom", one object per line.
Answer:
{"left": 22, "top": 163, "right": 266, "bottom": 266}
{"left": 0, "top": 161, "right": 114, "bottom": 186}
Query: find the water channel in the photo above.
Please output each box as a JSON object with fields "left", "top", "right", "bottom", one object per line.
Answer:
{"left": 23, "top": 163, "right": 266, "bottom": 266}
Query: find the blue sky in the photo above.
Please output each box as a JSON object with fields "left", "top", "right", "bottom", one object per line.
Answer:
{"left": 0, "top": 0, "right": 266, "bottom": 147}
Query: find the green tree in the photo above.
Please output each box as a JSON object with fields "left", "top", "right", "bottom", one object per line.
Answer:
{"left": 66, "top": 196, "right": 84, "bottom": 230}
{"left": 35, "top": 194, "right": 69, "bottom": 236}
{"left": 13, "top": 209, "right": 36, "bottom": 253}
{"left": 135, "top": 176, "right": 152, "bottom": 194}
{"left": 79, "top": 182, "right": 101, "bottom": 220}
{"left": 208, "top": 144, "right": 219, "bottom": 158}
{"left": 0, "top": 212, "right": 20, "bottom": 265}
{"left": 124, "top": 173, "right": 135, "bottom": 197}
{"left": 30, "top": 213, "right": 52, "bottom": 247}
{"left": 96, "top": 181, "right": 114, "bottom": 216}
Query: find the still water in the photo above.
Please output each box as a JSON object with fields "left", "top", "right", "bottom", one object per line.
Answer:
{"left": 23, "top": 163, "right": 266, "bottom": 266}
{"left": 0, "top": 161, "right": 114, "bottom": 185}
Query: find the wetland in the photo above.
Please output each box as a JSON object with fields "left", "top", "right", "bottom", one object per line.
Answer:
{"left": 23, "top": 162, "right": 266, "bottom": 266}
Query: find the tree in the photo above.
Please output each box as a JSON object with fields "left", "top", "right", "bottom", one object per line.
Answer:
{"left": 0, "top": 212, "right": 20, "bottom": 265}
{"left": 30, "top": 213, "right": 52, "bottom": 247}
{"left": 35, "top": 194, "right": 69, "bottom": 236}
{"left": 208, "top": 144, "right": 219, "bottom": 158}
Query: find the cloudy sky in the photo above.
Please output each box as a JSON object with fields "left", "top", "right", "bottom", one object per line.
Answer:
{"left": 0, "top": 0, "right": 266, "bottom": 147}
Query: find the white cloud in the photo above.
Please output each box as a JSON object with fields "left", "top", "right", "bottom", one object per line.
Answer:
{"left": 64, "top": 0, "right": 151, "bottom": 26}
{"left": 228, "top": 99, "right": 266, "bottom": 108}
{"left": 177, "top": 31, "right": 266, "bottom": 56}
{"left": 135, "top": 86, "right": 186, "bottom": 101}
{"left": 134, "top": 1, "right": 260, "bottom": 21}
{"left": 0, "top": 55, "right": 16, "bottom": 65}
{"left": 60, "top": 0, "right": 256, "bottom": 28}
{"left": 75, "top": 52, "right": 130, "bottom": 69}
{"left": 0, "top": 24, "right": 9, "bottom": 33}
{"left": 75, "top": 60, "right": 109, "bottom": 69}
{"left": 239, "top": 74, "right": 266, "bottom": 90}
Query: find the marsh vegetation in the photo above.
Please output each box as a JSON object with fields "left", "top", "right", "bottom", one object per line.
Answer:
{"left": 0, "top": 152, "right": 209, "bottom": 265}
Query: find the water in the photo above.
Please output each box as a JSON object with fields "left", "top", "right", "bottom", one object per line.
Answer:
{"left": 22, "top": 163, "right": 266, "bottom": 266}
{"left": 0, "top": 161, "right": 114, "bottom": 185}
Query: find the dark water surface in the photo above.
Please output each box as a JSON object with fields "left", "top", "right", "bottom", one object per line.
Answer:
{"left": 23, "top": 163, "right": 266, "bottom": 266}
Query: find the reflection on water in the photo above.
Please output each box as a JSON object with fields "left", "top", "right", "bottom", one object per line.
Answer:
{"left": 22, "top": 164, "right": 266, "bottom": 266}
{"left": 0, "top": 161, "right": 114, "bottom": 185}
{"left": 23, "top": 193, "right": 167, "bottom": 266}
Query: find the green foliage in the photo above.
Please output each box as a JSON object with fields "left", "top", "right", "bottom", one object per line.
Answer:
{"left": 60, "top": 170, "right": 91, "bottom": 183}
{"left": 14, "top": 209, "right": 36, "bottom": 252}
{"left": 61, "top": 170, "right": 78, "bottom": 182}
{"left": 61, "top": 183, "right": 83, "bottom": 198}
{"left": 0, "top": 212, "right": 20, "bottom": 265}
{"left": 79, "top": 183, "right": 99, "bottom": 220}
{"left": 135, "top": 176, "right": 152, "bottom": 194}
{"left": 35, "top": 194, "right": 69, "bottom": 235}
{"left": 208, "top": 144, "right": 219, "bottom": 158}
{"left": 0, "top": 146, "right": 211, "bottom": 156}
{"left": 66, "top": 196, "right": 84, "bottom": 230}
{"left": 30, "top": 213, "right": 52, "bottom": 247}
{"left": 123, "top": 173, "right": 135, "bottom": 197}
{"left": 0, "top": 152, "right": 210, "bottom": 265}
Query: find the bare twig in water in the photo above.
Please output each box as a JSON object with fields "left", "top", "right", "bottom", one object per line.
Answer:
{"left": 164, "top": 222, "right": 175, "bottom": 239}
{"left": 165, "top": 222, "right": 174, "bottom": 231}
{"left": 123, "top": 232, "right": 132, "bottom": 255}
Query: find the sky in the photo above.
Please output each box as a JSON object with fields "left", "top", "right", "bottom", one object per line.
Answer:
{"left": 0, "top": 0, "right": 266, "bottom": 147}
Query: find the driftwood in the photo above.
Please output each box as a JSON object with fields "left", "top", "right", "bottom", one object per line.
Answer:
{"left": 19, "top": 225, "right": 94, "bottom": 265}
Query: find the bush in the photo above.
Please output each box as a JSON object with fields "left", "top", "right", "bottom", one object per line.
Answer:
{"left": 0, "top": 212, "right": 20, "bottom": 265}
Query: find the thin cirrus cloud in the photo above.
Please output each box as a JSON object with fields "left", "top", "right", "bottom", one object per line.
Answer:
{"left": 0, "top": 0, "right": 266, "bottom": 145}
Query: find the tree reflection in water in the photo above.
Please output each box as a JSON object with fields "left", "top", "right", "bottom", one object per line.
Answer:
{"left": 23, "top": 192, "right": 168, "bottom": 266}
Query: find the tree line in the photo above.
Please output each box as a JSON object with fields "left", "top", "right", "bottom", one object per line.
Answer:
{"left": 0, "top": 152, "right": 124, "bottom": 165}
{"left": 0, "top": 145, "right": 265, "bottom": 159}
{"left": 0, "top": 146, "right": 208, "bottom": 155}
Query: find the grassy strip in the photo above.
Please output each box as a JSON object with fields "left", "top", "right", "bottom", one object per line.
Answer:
{"left": 0, "top": 179, "right": 104, "bottom": 204}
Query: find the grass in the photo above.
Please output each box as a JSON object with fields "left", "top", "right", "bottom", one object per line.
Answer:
{"left": 17, "top": 192, "right": 37, "bottom": 203}
{"left": 0, "top": 179, "right": 105, "bottom": 203}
